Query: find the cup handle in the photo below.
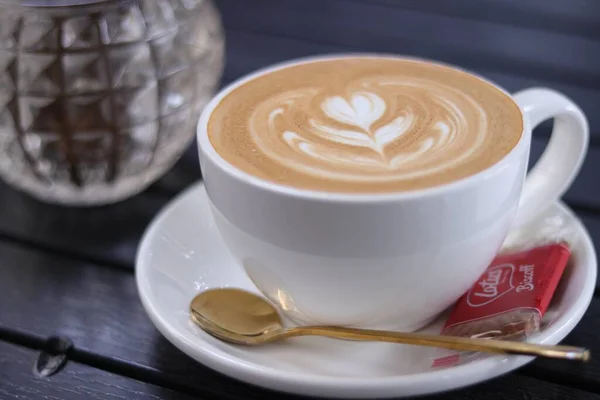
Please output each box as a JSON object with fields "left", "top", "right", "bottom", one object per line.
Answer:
{"left": 512, "top": 88, "right": 589, "bottom": 227}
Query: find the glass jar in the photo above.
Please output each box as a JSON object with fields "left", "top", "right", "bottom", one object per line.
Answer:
{"left": 0, "top": 0, "right": 224, "bottom": 205}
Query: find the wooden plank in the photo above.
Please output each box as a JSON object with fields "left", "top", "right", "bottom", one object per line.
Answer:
{"left": 0, "top": 182, "right": 167, "bottom": 268}
{"left": 216, "top": 0, "right": 600, "bottom": 89}
{"left": 357, "top": 0, "right": 600, "bottom": 39}
{"left": 0, "top": 243, "right": 268, "bottom": 400}
{"left": 0, "top": 342, "right": 596, "bottom": 400}
{"left": 0, "top": 245, "right": 599, "bottom": 399}
{"left": 0, "top": 341, "right": 199, "bottom": 400}
{"left": 218, "top": 30, "right": 600, "bottom": 139}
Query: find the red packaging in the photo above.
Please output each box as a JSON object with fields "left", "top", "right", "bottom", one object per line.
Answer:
{"left": 444, "top": 243, "right": 570, "bottom": 338}
{"left": 432, "top": 243, "right": 571, "bottom": 367}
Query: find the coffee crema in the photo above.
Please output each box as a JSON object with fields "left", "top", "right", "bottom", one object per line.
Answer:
{"left": 208, "top": 57, "right": 523, "bottom": 193}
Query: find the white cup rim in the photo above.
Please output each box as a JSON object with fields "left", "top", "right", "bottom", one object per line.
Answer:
{"left": 196, "top": 53, "right": 530, "bottom": 204}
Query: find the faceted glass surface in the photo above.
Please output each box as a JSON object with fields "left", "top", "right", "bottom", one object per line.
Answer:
{"left": 0, "top": 0, "right": 224, "bottom": 205}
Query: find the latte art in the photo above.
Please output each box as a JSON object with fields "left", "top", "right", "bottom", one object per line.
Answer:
{"left": 251, "top": 78, "right": 487, "bottom": 183}
{"left": 208, "top": 57, "right": 523, "bottom": 193}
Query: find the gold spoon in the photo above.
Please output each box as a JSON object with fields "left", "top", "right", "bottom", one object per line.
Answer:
{"left": 190, "top": 288, "right": 589, "bottom": 361}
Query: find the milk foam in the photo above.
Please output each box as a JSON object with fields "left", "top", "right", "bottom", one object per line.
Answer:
{"left": 207, "top": 57, "right": 522, "bottom": 193}
{"left": 249, "top": 78, "right": 488, "bottom": 183}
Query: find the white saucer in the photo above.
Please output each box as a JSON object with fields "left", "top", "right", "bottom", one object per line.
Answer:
{"left": 136, "top": 182, "right": 596, "bottom": 398}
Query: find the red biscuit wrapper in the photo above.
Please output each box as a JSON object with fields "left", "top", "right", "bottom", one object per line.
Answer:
{"left": 432, "top": 243, "right": 571, "bottom": 368}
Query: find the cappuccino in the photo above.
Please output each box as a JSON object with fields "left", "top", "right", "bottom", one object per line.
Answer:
{"left": 208, "top": 57, "right": 523, "bottom": 193}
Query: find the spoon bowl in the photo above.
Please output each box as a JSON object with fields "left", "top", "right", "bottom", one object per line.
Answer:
{"left": 190, "top": 288, "right": 283, "bottom": 337}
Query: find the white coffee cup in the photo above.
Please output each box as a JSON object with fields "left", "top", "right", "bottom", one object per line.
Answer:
{"left": 196, "top": 55, "right": 588, "bottom": 331}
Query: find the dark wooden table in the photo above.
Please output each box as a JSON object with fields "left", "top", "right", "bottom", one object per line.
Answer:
{"left": 1, "top": 0, "right": 600, "bottom": 398}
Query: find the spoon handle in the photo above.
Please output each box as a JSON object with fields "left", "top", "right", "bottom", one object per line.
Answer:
{"left": 282, "top": 326, "right": 589, "bottom": 361}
